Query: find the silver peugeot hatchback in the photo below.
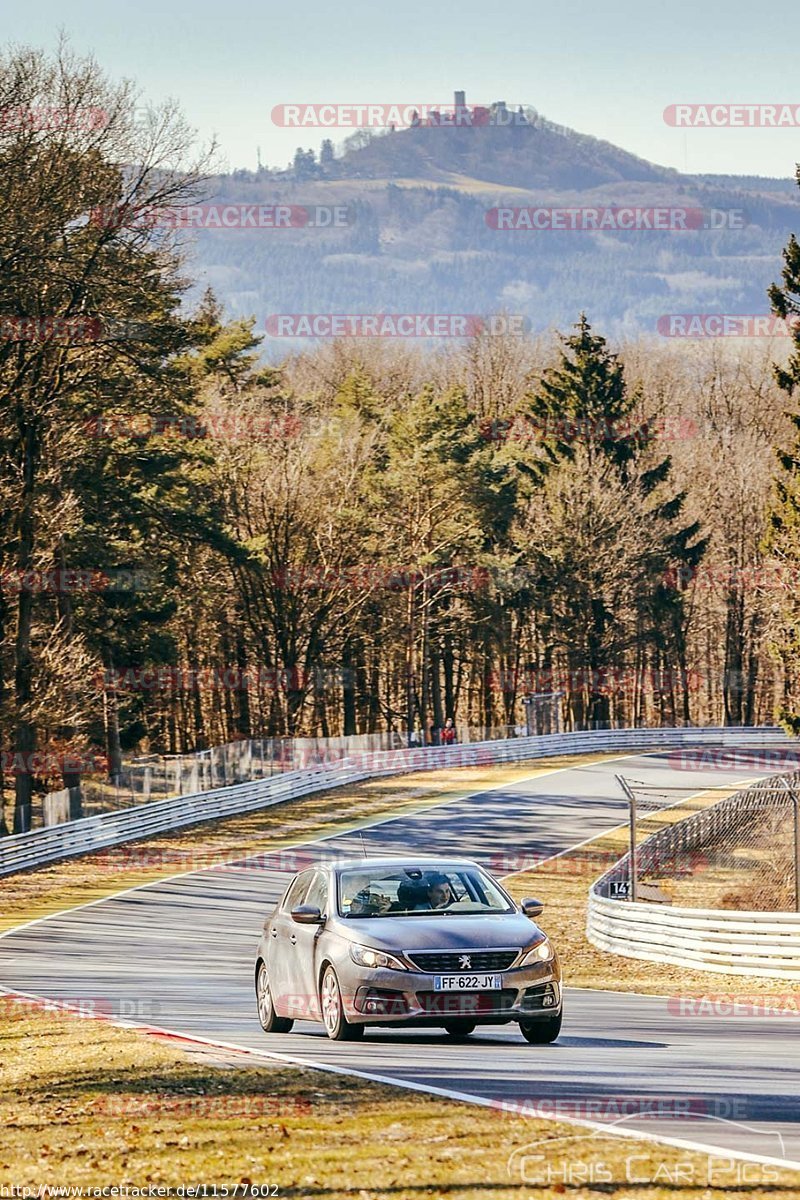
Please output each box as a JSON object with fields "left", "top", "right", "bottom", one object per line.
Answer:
{"left": 255, "top": 856, "right": 562, "bottom": 1042}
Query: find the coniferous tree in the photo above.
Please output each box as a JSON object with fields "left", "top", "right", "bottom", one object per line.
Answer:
{"left": 519, "top": 317, "right": 705, "bottom": 727}
{"left": 765, "top": 172, "right": 800, "bottom": 731}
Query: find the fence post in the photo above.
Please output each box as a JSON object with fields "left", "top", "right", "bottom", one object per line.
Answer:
{"left": 616, "top": 774, "right": 638, "bottom": 902}
{"left": 782, "top": 777, "right": 800, "bottom": 914}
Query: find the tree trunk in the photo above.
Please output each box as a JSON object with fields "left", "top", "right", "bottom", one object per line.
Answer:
{"left": 0, "top": 593, "right": 9, "bottom": 836}
{"left": 406, "top": 582, "right": 417, "bottom": 743}
{"left": 13, "top": 425, "right": 37, "bottom": 834}
{"left": 587, "top": 598, "right": 610, "bottom": 729}
{"left": 431, "top": 644, "right": 444, "bottom": 734}
{"left": 342, "top": 641, "right": 357, "bottom": 736}
{"left": 235, "top": 622, "right": 252, "bottom": 738}
{"left": 442, "top": 630, "right": 455, "bottom": 720}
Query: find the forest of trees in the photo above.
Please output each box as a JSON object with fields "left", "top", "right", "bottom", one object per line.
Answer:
{"left": 190, "top": 170, "right": 800, "bottom": 351}
{"left": 1, "top": 45, "right": 800, "bottom": 834}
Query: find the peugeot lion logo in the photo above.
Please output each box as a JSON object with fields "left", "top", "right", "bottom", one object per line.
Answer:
{"left": 459, "top": 954, "right": 472, "bottom": 970}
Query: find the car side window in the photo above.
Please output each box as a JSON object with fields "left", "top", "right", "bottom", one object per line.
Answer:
{"left": 283, "top": 870, "right": 314, "bottom": 911}
{"left": 304, "top": 872, "right": 329, "bottom": 914}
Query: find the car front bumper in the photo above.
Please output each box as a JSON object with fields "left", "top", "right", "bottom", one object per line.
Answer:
{"left": 335, "top": 957, "right": 562, "bottom": 1026}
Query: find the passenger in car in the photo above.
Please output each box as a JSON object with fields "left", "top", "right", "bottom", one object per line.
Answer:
{"left": 349, "top": 885, "right": 392, "bottom": 915}
{"left": 412, "top": 873, "right": 455, "bottom": 909}
{"left": 391, "top": 879, "right": 428, "bottom": 911}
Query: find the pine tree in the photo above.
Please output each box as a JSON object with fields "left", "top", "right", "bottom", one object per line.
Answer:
{"left": 520, "top": 316, "right": 705, "bottom": 727}
{"left": 0, "top": 44, "right": 213, "bottom": 830}
{"left": 765, "top": 170, "right": 800, "bottom": 731}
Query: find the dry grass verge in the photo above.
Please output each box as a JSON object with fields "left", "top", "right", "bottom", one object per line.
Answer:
{"left": 1, "top": 1004, "right": 796, "bottom": 1197}
{"left": 3, "top": 761, "right": 799, "bottom": 1193}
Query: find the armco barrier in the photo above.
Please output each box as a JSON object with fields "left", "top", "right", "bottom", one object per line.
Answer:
{"left": 586, "top": 768, "right": 800, "bottom": 980}
{"left": 0, "top": 725, "right": 793, "bottom": 879}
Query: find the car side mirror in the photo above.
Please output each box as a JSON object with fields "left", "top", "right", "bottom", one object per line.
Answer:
{"left": 291, "top": 904, "right": 324, "bottom": 925}
{"left": 521, "top": 898, "right": 544, "bottom": 918}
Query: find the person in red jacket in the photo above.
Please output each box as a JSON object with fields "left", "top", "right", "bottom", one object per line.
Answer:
{"left": 441, "top": 717, "right": 456, "bottom": 745}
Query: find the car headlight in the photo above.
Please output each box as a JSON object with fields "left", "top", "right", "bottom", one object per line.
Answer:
{"left": 519, "top": 938, "right": 554, "bottom": 966}
{"left": 349, "top": 943, "right": 408, "bottom": 971}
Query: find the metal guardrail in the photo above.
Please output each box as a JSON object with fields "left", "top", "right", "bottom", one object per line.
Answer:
{"left": 587, "top": 768, "right": 800, "bottom": 980}
{"left": 0, "top": 725, "right": 793, "bottom": 879}
{"left": 32, "top": 724, "right": 520, "bottom": 830}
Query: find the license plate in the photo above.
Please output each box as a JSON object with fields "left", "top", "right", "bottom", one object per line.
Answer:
{"left": 433, "top": 974, "right": 502, "bottom": 991}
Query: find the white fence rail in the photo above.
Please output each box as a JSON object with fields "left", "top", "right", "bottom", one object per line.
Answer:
{"left": 0, "top": 725, "right": 793, "bottom": 880}
{"left": 586, "top": 767, "right": 800, "bottom": 980}
{"left": 34, "top": 724, "right": 517, "bottom": 828}
{"left": 587, "top": 893, "right": 800, "bottom": 979}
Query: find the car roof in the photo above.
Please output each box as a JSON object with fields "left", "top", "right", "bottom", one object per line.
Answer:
{"left": 331, "top": 856, "right": 482, "bottom": 872}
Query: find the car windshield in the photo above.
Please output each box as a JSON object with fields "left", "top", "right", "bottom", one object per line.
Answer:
{"left": 338, "top": 864, "right": 514, "bottom": 918}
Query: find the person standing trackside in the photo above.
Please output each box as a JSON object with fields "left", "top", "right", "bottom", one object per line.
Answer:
{"left": 441, "top": 717, "right": 456, "bottom": 745}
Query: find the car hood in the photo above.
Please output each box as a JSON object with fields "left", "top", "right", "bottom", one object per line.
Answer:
{"left": 337, "top": 912, "right": 542, "bottom": 953}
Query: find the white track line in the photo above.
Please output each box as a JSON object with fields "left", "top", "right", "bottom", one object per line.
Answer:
{"left": 2, "top": 986, "right": 797, "bottom": 1173}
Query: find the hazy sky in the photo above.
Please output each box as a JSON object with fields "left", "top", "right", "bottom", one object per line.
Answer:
{"left": 5, "top": 0, "right": 800, "bottom": 178}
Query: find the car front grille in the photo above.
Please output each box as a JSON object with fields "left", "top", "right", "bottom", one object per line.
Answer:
{"left": 405, "top": 949, "right": 519, "bottom": 973}
{"left": 416, "top": 990, "right": 518, "bottom": 1016}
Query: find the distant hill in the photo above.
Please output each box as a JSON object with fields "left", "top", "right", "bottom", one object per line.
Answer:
{"left": 180, "top": 99, "right": 800, "bottom": 355}
{"left": 321, "top": 108, "right": 677, "bottom": 191}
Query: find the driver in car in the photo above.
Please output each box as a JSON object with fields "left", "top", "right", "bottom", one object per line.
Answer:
{"left": 422, "top": 872, "right": 455, "bottom": 909}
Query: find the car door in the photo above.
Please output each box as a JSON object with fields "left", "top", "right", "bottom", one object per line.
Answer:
{"left": 287, "top": 870, "right": 329, "bottom": 1021}
{"left": 268, "top": 870, "right": 314, "bottom": 1014}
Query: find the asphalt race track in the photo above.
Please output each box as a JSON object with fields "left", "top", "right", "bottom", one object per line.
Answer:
{"left": 3, "top": 750, "right": 800, "bottom": 1170}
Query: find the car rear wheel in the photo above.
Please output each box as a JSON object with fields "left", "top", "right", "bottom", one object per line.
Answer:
{"left": 444, "top": 1020, "right": 476, "bottom": 1038}
{"left": 320, "top": 966, "right": 364, "bottom": 1041}
{"left": 256, "top": 961, "right": 293, "bottom": 1033}
{"left": 519, "top": 1009, "right": 562, "bottom": 1044}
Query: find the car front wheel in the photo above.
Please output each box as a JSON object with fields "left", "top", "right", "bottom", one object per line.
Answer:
{"left": 519, "top": 1009, "right": 562, "bottom": 1044}
{"left": 320, "top": 966, "right": 364, "bottom": 1041}
{"left": 256, "top": 961, "right": 293, "bottom": 1033}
